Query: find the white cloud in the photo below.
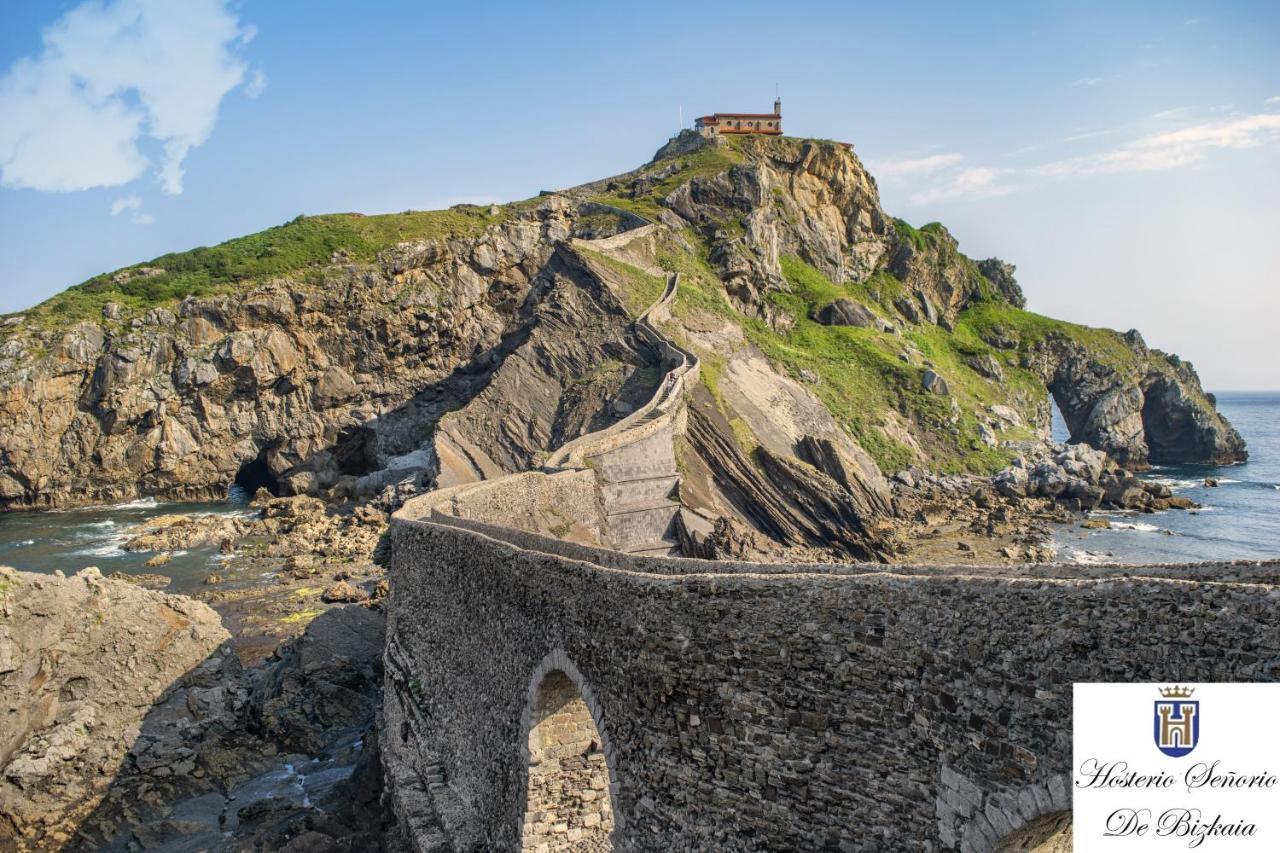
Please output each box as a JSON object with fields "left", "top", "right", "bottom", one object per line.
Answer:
{"left": 110, "top": 195, "right": 142, "bottom": 216}
{"left": 109, "top": 193, "right": 154, "bottom": 224}
{"left": 1032, "top": 114, "right": 1280, "bottom": 177}
{"left": 911, "top": 167, "right": 1018, "bottom": 205}
{"left": 903, "top": 113, "right": 1280, "bottom": 204}
{"left": 871, "top": 153, "right": 964, "bottom": 180}
{"left": 1267, "top": 96, "right": 1280, "bottom": 106}
{"left": 0, "top": 0, "right": 256, "bottom": 195}
{"left": 244, "top": 67, "right": 268, "bottom": 99}
{"left": 1070, "top": 77, "right": 1104, "bottom": 88}
{"left": 1151, "top": 107, "right": 1192, "bottom": 120}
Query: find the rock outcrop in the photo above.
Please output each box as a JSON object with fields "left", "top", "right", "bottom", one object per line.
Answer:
{"left": 0, "top": 567, "right": 228, "bottom": 849}
{"left": 1014, "top": 329, "right": 1247, "bottom": 468}
{"left": 0, "top": 131, "right": 1244, "bottom": 524}
{"left": 0, "top": 201, "right": 653, "bottom": 510}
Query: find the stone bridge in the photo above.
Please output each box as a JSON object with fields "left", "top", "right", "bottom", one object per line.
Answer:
{"left": 382, "top": 230, "right": 1280, "bottom": 851}
{"left": 385, "top": 514, "right": 1279, "bottom": 852}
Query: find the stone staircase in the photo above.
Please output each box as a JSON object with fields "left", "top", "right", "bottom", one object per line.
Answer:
{"left": 587, "top": 422, "right": 682, "bottom": 556}
{"left": 543, "top": 262, "right": 698, "bottom": 556}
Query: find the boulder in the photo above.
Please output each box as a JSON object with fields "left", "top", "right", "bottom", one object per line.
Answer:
{"left": 966, "top": 353, "right": 1004, "bottom": 382}
{"left": 320, "top": 581, "right": 367, "bottom": 604}
{"left": 977, "top": 258, "right": 1026, "bottom": 308}
{"left": 813, "top": 298, "right": 878, "bottom": 328}
{"left": 922, "top": 370, "right": 949, "bottom": 395}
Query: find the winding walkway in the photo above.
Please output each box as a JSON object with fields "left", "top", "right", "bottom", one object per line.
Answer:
{"left": 382, "top": 221, "right": 1280, "bottom": 852}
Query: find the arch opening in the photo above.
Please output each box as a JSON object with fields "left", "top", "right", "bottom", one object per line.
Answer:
{"left": 231, "top": 449, "right": 278, "bottom": 501}
{"left": 522, "top": 669, "right": 614, "bottom": 851}
{"left": 993, "top": 810, "right": 1072, "bottom": 852}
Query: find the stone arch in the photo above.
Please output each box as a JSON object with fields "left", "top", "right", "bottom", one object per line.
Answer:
{"left": 517, "top": 649, "right": 620, "bottom": 851}
{"left": 993, "top": 810, "right": 1071, "bottom": 852}
{"left": 939, "top": 764, "right": 1070, "bottom": 853}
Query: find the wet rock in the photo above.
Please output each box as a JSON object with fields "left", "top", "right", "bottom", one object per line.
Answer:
{"left": 107, "top": 571, "right": 172, "bottom": 589}
{"left": 124, "top": 514, "right": 252, "bottom": 553}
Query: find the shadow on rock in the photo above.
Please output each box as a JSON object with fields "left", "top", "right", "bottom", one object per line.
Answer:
{"left": 64, "top": 605, "right": 391, "bottom": 852}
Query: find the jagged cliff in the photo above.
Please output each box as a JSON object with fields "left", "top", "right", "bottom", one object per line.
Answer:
{"left": 0, "top": 132, "right": 1245, "bottom": 546}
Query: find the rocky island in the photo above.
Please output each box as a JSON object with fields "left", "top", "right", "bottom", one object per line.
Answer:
{"left": 0, "top": 131, "right": 1268, "bottom": 852}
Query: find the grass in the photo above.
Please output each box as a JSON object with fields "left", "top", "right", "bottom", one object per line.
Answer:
{"left": 658, "top": 238, "right": 1039, "bottom": 474}
{"left": 7, "top": 207, "right": 508, "bottom": 328}
{"left": 0, "top": 573, "right": 16, "bottom": 603}
{"left": 577, "top": 248, "right": 667, "bottom": 317}
{"left": 590, "top": 145, "right": 743, "bottom": 221}
{"left": 962, "top": 301, "right": 1140, "bottom": 371}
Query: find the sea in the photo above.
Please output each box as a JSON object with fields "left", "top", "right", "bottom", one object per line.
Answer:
{"left": 0, "top": 490, "right": 255, "bottom": 593}
{"left": 1, "top": 394, "right": 1278, "bottom": 579}
{"left": 1051, "top": 391, "right": 1280, "bottom": 564}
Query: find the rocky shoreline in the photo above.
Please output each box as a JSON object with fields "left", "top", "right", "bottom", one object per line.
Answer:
{"left": 0, "top": 435, "right": 1241, "bottom": 851}
{"left": 0, "top": 489, "right": 398, "bottom": 850}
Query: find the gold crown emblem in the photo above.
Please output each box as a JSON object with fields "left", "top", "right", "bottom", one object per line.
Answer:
{"left": 1159, "top": 685, "right": 1195, "bottom": 699}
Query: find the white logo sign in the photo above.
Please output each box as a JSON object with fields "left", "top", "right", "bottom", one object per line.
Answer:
{"left": 1074, "top": 683, "right": 1280, "bottom": 850}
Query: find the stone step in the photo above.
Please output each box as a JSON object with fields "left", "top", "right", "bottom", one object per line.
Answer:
{"left": 628, "top": 538, "right": 683, "bottom": 557}
{"left": 587, "top": 424, "right": 677, "bottom": 483}
{"left": 606, "top": 501, "right": 679, "bottom": 551}
{"left": 601, "top": 475, "right": 679, "bottom": 508}
{"left": 607, "top": 497, "right": 680, "bottom": 517}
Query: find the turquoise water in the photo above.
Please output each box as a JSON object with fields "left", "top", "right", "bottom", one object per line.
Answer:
{"left": 1053, "top": 391, "right": 1280, "bottom": 563}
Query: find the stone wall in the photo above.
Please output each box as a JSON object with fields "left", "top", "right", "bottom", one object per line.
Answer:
{"left": 383, "top": 516, "right": 1280, "bottom": 852}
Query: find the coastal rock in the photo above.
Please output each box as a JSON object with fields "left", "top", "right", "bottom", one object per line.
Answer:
{"left": 977, "top": 258, "right": 1026, "bottom": 308}
{"left": 1019, "top": 332, "right": 1247, "bottom": 468}
{"left": 0, "top": 567, "right": 228, "bottom": 850}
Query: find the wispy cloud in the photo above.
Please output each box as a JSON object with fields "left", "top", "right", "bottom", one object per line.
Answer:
{"left": 1151, "top": 107, "right": 1192, "bottom": 120}
{"left": 870, "top": 153, "right": 964, "bottom": 179}
{"left": 110, "top": 194, "right": 153, "bottom": 224}
{"left": 110, "top": 195, "right": 141, "bottom": 216}
{"left": 244, "top": 67, "right": 268, "bottom": 100}
{"left": 905, "top": 112, "right": 1280, "bottom": 204}
{"left": 1070, "top": 77, "right": 1105, "bottom": 88}
{"left": 911, "top": 168, "right": 1018, "bottom": 204}
{"left": 1266, "top": 96, "right": 1280, "bottom": 107}
{"left": 0, "top": 0, "right": 258, "bottom": 195}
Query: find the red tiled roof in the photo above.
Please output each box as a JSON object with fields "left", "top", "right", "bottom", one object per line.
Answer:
{"left": 712, "top": 113, "right": 779, "bottom": 119}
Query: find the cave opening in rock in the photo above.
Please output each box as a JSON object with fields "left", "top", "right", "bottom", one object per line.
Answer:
{"left": 232, "top": 451, "right": 279, "bottom": 501}
{"left": 522, "top": 669, "right": 614, "bottom": 851}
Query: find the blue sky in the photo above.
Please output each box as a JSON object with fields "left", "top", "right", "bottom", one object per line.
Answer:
{"left": 1, "top": 0, "right": 1277, "bottom": 387}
